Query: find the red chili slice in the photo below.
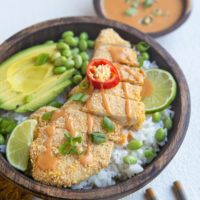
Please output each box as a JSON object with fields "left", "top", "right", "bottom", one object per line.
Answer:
{"left": 86, "top": 59, "right": 120, "bottom": 89}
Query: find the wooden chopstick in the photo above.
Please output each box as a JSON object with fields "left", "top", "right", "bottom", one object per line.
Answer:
{"left": 173, "top": 181, "right": 188, "bottom": 200}
{"left": 145, "top": 188, "right": 159, "bottom": 200}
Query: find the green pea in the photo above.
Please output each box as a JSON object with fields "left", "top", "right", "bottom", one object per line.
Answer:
{"left": 65, "top": 59, "right": 75, "bottom": 69}
{"left": 73, "top": 55, "right": 83, "bottom": 69}
{"left": 62, "top": 31, "right": 74, "bottom": 38}
{"left": 136, "top": 41, "right": 150, "bottom": 52}
{"left": 144, "top": 149, "right": 155, "bottom": 160}
{"left": 35, "top": 53, "right": 49, "bottom": 66}
{"left": 79, "top": 40, "right": 88, "bottom": 51}
{"left": 123, "top": 155, "right": 137, "bottom": 165}
{"left": 71, "top": 48, "right": 80, "bottom": 56}
{"left": 56, "top": 42, "right": 69, "bottom": 51}
{"left": 51, "top": 51, "right": 61, "bottom": 62}
{"left": 87, "top": 40, "right": 94, "bottom": 49}
{"left": 103, "top": 116, "right": 115, "bottom": 132}
{"left": 91, "top": 132, "right": 106, "bottom": 144}
{"left": 0, "top": 134, "right": 5, "bottom": 145}
{"left": 163, "top": 117, "right": 173, "bottom": 130}
{"left": 54, "top": 56, "right": 67, "bottom": 67}
{"left": 54, "top": 66, "right": 66, "bottom": 74}
{"left": 62, "top": 49, "right": 72, "bottom": 57}
{"left": 128, "top": 140, "right": 143, "bottom": 150}
{"left": 155, "top": 128, "right": 166, "bottom": 142}
{"left": 64, "top": 36, "right": 78, "bottom": 47}
{"left": 72, "top": 74, "right": 83, "bottom": 84}
{"left": 81, "top": 60, "right": 89, "bottom": 75}
{"left": 79, "top": 80, "right": 89, "bottom": 90}
{"left": 141, "top": 52, "right": 150, "bottom": 60}
{"left": 45, "top": 40, "right": 54, "bottom": 44}
{"left": 24, "top": 95, "right": 33, "bottom": 104}
{"left": 80, "top": 51, "right": 89, "bottom": 61}
{"left": 79, "top": 32, "right": 89, "bottom": 40}
{"left": 152, "top": 112, "right": 161, "bottom": 123}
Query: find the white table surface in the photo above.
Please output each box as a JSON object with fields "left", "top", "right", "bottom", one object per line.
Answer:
{"left": 0, "top": 0, "right": 199, "bottom": 199}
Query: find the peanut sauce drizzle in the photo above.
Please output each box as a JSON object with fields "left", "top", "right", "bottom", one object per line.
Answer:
{"left": 141, "top": 78, "right": 154, "bottom": 99}
{"left": 122, "top": 82, "right": 132, "bottom": 123}
{"left": 37, "top": 125, "right": 57, "bottom": 170}
{"left": 79, "top": 80, "right": 94, "bottom": 166}
{"left": 100, "top": 84, "right": 112, "bottom": 115}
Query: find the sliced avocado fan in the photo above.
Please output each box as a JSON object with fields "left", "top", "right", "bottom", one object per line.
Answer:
{"left": 0, "top": 43, "right": 75, "bottom": 113}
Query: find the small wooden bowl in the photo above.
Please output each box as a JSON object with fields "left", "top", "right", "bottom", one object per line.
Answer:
{"left": 0, "top": 17, "right": 190, "bottom": 200}
{"left": 93, "top": 0, "right": 192, "bottom": 37}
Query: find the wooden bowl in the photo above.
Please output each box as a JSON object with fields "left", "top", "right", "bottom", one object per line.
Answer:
{"left": 93, "top": 0, "right": 192, "bottom": 37}
{"left": 0, "top": 17, "right": 190, "bottom": 200}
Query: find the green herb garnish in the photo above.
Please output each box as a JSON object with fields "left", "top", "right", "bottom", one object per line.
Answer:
{"left": 143, "top": 0, "right": 155, "bottom": 8}
{"left": 42, "top": 111, "right": 54, "bottom": 121}
{"left": 35, "top": 53, "right": 49, "bottom": 66}
{"left": 58, "top": 132, "right": 82, "bottom": 155}
{"left": 103, "top": 116, "right": 115, "bottom": 132}
{"left": 136, "top": 41, "right": 150, "bottom": 52}
{"left": 91, "top": 132, "right": 106, "bottom": 144}
{"left": 69, "top": 93, "right": 89, "bottom": 103}
{"left": 124, "top": 7, "right": 137, "bottom": 16}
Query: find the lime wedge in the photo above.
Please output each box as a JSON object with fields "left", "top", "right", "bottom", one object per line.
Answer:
{"left": 6, "top": 119, "right": 37, "bottom": 171}
{"left": 143, "top": 69, "right": 177, "bottom": 113}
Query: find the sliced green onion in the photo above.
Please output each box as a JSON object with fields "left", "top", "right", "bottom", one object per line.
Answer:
{"left": 48, "top": 101, "right": 63, "bottom": 108}
{"left": 143, "top": 0, "right": 155, "bottom": 8}
{"left": 42, "top": 111, "right": 54, "bottom": 121}
{"left": 35, "top": 53, "right": 49, "bottom": 66}
{"left": 124, "top": 7, "right": 137, "bottom": 16}
{"left": 136, "top": 41, "right": 150, "bottom": 52}
{"left": 91, "top": 132, "right": 106, "bottom": 144}
{"left": 103, "top": 116, "right": 115, "bottom": 132}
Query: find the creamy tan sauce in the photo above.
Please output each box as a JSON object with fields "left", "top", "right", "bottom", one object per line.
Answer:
{"left": 103, "top": 0, "right": 183, "bottom": 33}
{"left": 100, "top": 85, "right": 112, "bottom": 115}
{"left": 122, "top": 82, "right": 132, "bottom": 123}
{"left": 37, "top": 125, "right": 57, "bottom": 170}
{"left": 79, "top": 145, "right": 93, "bottom": 166}
{"left": 141, "top": 78, "right": 154, "bottom": 98}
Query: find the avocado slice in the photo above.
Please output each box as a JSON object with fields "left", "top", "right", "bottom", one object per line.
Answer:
{"left": 0, "top": 43, "right": 75, "bottom": 112}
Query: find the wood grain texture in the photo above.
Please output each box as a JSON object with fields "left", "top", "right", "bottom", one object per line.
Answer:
{"left": 93, "top": 0, "right": 192, "bottom": 37}
{"left": 0, "top": 16, "right": 191, "bottom": 200}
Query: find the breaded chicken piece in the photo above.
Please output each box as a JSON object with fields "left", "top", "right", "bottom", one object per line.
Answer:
{"left": 93, "top": 44, "right": 138, "bottom": 67}
{"left": 31, "top": 126, "right": 114, "bottom": 187}
{"left": 82, "top": 93, "right": 145, "bottom": 129}
{"left": 95, "top": 28, "right": 131, "bottom": 49}
{"left": 69, "top": 79, "right": 142, "bottom": 101}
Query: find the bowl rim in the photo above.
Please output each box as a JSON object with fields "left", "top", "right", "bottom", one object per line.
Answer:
{"left": 0, "top": 16, "right": 191, "bottom": 200}
{"left": 93, "top": 0, "right": 192, "bottom": 38}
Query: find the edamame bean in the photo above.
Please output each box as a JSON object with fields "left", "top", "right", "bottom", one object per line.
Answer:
{"left": 127, "top": 140, "right": 143, "bottom": 150}
{"left": 87, "top": 40, "right": 94, "bottom": 49}
{"left": 65, "top": 59, "right": 75, "bottom": 69}
{"left": 79, "top": 40, "right": 88, "bottom": 51}
{"left": 62, "top": 31, "right": 74, "bottom": 38}
{"left": 163, "top": 117, "right": 173, "bottom": 130}
{"left": 81, "top": 60, "right": 89, "bottom": 75}
{"left": 64, "top": 36, "right": 78, "bottom": 47}
{"left": 123, "top": 155, "right": 137, "bottom": 165}
{"left": 152, "top": 112, "right": 161, "bottom": 122}
{"left": 80, "top": 51, "right": 89, "bottom": 61}
{"left": 54, "top": 56, "right": 67, "bottom": 67}
{"left": 72, "top": 74, "right": 83, "bottom": 84}
{"left": 61, "top": 49, "right": 72, "bottom": 57}
{"left": 53, "top": 66, "right": 66, "bottom": 74}
{"left": 71, "top": 48, "right": 80, "bottom": 55}
{"left": 155, "top": 128, "right": 166, "bottom": 142}
{"left": 0, "top": 134, "right": 5, "bottom": 145}
{"left": 73, "top": 55, "right": 83, "bottom": 69}
{"left": 144, "top": 149, "right": 155, "bottom": 160}
{"left": 51, "top": 52, "right": 61, "bottom": 62}
{"left": 79, "top": 32, "right": 89, "bottom": 40}
{"left": 56, "top": 42, "right": 69, "bottom": 50}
